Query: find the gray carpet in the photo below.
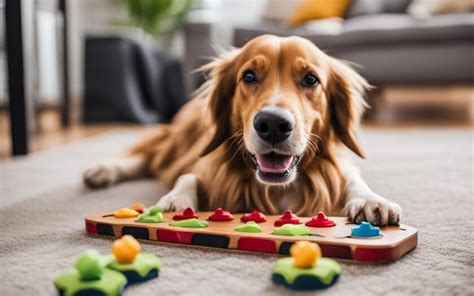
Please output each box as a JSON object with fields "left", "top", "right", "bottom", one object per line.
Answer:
{"left": 0, "top": 128, "right": 473, "bottom": 295}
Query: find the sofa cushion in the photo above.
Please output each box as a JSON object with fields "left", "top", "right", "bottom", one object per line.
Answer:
{"left": 337, "top": 13, "right": 473, "bottom": 46}
{"left": 234, "top": 13, "right": 474, "bottom": 49}
{"left": 289, "top": 0, "right": 352, "bottom": 26}
{"left": 345, "top": 0, "right": 412, "bottom": 18}
{"left": 334, "top": 42, "right": 474, "bottom": 84}
{"left": 345, "top": 0, "right": 384, "bottom": 18}
{"left": 407, "top": 0, "right": 474, "bottom": 19}
{"left": 383, "top": 0, "right": 412, "bottom": 13}
{"left": 263, "top": 0, "right": 303, "bottom": 22}
{"left": 343, "top": 13, "right": 417, "bottom": 31}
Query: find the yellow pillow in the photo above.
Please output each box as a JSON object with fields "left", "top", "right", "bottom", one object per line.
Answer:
{"left": 289, "top": 0, "right": 352, "bottom": 26}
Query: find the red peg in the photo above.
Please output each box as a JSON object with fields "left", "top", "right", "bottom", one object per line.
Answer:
{"left": 240, "top": 210, "right": 266, "bottom": 223}
{"left": 207, "top": 208, "right": 234, "bottom": 221}
{"left": 172, "top": 207, "right": 199, "bottom": 221}
{"left": 130, "top": 203, "right": 145, "bottom": 214}
{"left": 274, "top": 210, "right": 301, "bottom": 227}
{"left": 305, "top": 211, "right": 336, "bottom": 227}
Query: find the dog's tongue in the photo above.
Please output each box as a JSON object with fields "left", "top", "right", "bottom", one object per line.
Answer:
{"left": 256, "top": 154, "right": 293, "bottom": 174}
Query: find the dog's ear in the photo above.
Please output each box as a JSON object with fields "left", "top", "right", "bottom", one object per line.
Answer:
{"left": 327, "top": 57, "right": 370, "bottom": 158}
{"left": 198, "top": 49, "right": 240, "bottom": 156}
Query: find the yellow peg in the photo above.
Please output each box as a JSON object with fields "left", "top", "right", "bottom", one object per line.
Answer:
{"left": 114, "top": 208, "right": 139, "bottom": 218}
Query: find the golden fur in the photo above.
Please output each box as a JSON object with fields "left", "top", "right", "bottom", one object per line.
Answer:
{"left": 126, "top": 35, "right": 370, "bottom": 216}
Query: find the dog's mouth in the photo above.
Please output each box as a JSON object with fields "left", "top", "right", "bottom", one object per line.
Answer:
{"left": 251, "top": 152, "right": 301, "bottom": 184}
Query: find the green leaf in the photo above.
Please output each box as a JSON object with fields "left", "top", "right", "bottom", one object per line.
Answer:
{"left": 118, "top": 0, "right": 193, "bottom": 36}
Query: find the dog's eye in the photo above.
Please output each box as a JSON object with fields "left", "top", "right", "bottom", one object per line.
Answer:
{"left": 301, "top": 73, "right": 319, "bottom": 87}
{"left": 243, "top": 70, "right": 257, "bottom": 83}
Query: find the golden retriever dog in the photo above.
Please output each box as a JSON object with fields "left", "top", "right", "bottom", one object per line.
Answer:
{"left": 83, "top": 35, "right": 401, "bottom": 226}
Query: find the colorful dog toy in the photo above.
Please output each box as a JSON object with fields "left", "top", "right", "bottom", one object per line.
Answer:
{"left": 54, "top": 236, "right": 160, "bottom": 295}
{"left": 54, "top": 249, "right": 126, "bottom": 295}
{"left": 272, "top": 241, "right": 341, "bottom": 290}
{"left": 107, "top": 235, "right": 161, "bottom": 284}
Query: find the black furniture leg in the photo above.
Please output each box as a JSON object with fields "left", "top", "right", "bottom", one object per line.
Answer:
{"left": 5, "top": 0, "right": 29, "bottom": 155}
{"left": 59, "top": 0, "right": 70, "bottom": 127}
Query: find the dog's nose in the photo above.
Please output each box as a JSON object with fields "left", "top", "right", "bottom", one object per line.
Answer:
{"left": 253, "top": 109, "right": 295, "bottom": 144}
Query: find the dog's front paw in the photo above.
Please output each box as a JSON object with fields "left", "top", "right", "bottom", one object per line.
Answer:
{"left": 156, "top": 192, "right": 197, "bottom": 212}
{"left": 83, "top": 162, "right": 119, "bottom": 188}
{"left": 345, "top": 197, "right": 401, "bottom": 226}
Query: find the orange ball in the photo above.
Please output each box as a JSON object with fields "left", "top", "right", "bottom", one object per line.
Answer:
{"left": 112, "top": 235, "right": 141, "bottom": 264}
{"left": 290, "top": 241, "right": 321, "bottom": 268}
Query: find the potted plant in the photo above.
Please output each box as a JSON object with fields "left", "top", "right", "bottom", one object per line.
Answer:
{"left": 119, "top": 0, "right": 193, "bottom": 49}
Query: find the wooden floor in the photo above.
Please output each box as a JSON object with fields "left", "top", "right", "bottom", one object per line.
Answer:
{"left": 1, "top": 106, "right": 472, "bottom": 159}
{"left": 0, "top": 110, "right": 144, "bottom": 159}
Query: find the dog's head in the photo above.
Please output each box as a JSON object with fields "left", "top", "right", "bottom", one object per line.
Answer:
{"left": 200, "top": 35, "right": 369, "bottom": 185}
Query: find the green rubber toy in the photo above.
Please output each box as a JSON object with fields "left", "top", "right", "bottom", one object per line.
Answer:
{"left": 169, "top": 218, "right": 208, "bottom": 228}
{"left": 271, "top": 224, "right": 311, "bottom": 236}
{"left": 54, "top": 250, "right": 127, "bottom": 296}
{"left": 272, "top": 257, "right": 341, "bottom": 290}
{"left": 108, "top": 253, "right": 161, "bottom": 284}
{"left": 234, "top": 221, "right": 262, "bottom": 233}
{"left": 75, "top": 249, "right": 103, "bottom": 280}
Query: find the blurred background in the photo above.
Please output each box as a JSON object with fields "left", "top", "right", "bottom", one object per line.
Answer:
{"left": 1, "top": 0, "right": 473, "bottom": 158}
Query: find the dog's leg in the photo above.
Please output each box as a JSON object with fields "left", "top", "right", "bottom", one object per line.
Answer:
{"left": 83, "top": 155, "right": 147, "bottom": 188}
{"left": 342, "top": 160, "right": 401, "bottom": 226}
{"left": 156, "top": 174, "right": 198, "bottom": 211}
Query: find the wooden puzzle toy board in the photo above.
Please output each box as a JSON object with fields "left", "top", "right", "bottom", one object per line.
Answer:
{"left": 85, "top": 209, "right": 417, "bottom": 262}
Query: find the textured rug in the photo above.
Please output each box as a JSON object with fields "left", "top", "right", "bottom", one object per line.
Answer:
{"left": 0, "top": 128, "right": 472, "bottom": 295}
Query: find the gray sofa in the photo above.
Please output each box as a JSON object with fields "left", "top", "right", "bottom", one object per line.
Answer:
{"left": 184, "top": 7, "right": 474, "bottom": 91}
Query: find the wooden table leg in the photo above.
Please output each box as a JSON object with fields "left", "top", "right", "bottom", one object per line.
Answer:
{"left": 5, "top": 0, "right": 29, "bottom": 155}
{"left": 59, "top": 0, "right": 70, "bottom": 127}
